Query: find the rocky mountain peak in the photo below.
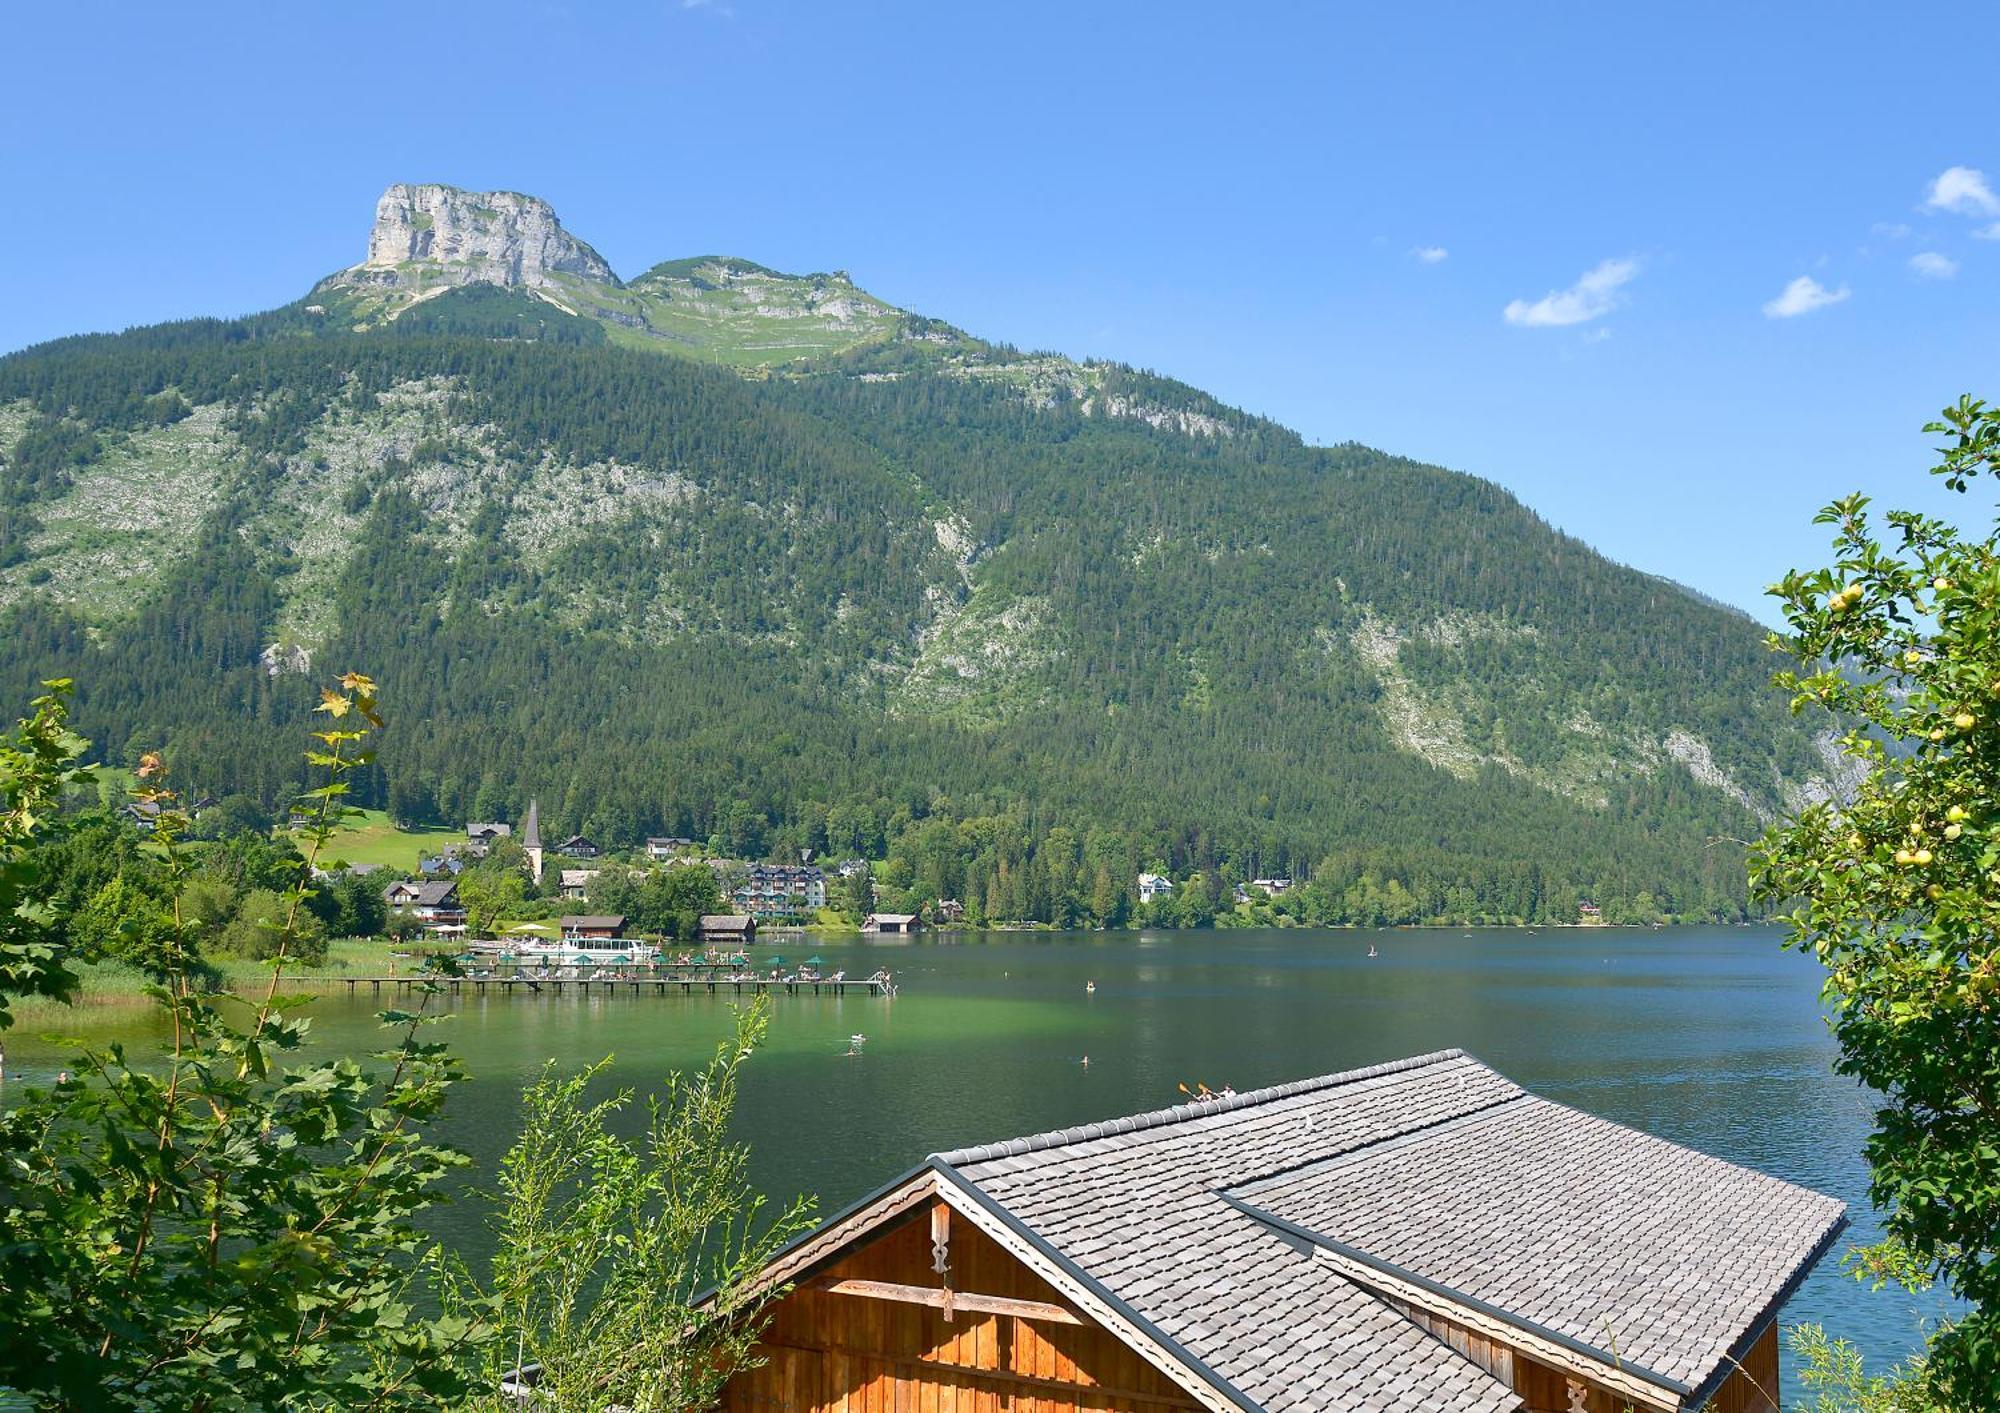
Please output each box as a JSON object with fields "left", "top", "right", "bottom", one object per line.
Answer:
{"left": 304, "top": 183, "right": 950, "bottom": 362}
{"left": 339, "top": 183, "right": 618, "bottom": 293}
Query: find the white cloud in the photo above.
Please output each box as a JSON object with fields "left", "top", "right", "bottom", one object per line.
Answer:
{"left": 1910, "top": 251, "right": 1959, "bottom": 279}
{"left": 1763, "top": 275, "right": 1851, "bottom": 319}
{"left": 1411, "top": 245, "right": 1449, "bottom": 264}
{"left": 1926, "top": 166, "right": 2000, "bottom": 216}
{"left": 1502, "top": 257, "right": 1640, "bottom": 328}
{"left": 1976, "top": 222, "right": 2000, "bottom": 241}
{"left": 1872, "top": 221, "right": 1913, "bottom": 240}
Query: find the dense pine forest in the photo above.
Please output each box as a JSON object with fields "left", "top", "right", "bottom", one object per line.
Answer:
{"left": 0, "top": 296, "right": 1830, "bottom": 924}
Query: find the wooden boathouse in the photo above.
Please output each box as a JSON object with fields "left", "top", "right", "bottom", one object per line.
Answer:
{"left": 719, "top": 1049, "right": 1844, "bottom": 1413}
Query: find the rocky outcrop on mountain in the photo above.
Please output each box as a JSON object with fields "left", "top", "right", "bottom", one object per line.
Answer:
{"left": 309, "top": 184, "right": 928, "bottom": 357}
{"left": 329, "top": 183, "right": 617, "bottom": 295}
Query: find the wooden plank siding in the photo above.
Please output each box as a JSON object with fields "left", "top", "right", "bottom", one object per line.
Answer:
{"left": 1698, "top": 1325, "right": 1780, "bottom": 1413}
{"left": 721, "top": 1197, "right": 1201, "bottom": 1413}
{"left": 1389, "top": 1300, "right": 1779, "bottom": 1413}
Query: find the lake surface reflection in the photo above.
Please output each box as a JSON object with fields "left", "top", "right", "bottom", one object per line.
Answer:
{"left": 11, "top": 925, "right": 1942, "bottom": 1394}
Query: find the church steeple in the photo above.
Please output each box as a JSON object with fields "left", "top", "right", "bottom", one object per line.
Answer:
{"left": 522, "top": 798, "right": 543, "bottom": 886}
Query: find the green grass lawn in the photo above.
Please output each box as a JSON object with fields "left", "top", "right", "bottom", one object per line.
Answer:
{"left": 312, "top": 809, "right": 462, "bottom": 872}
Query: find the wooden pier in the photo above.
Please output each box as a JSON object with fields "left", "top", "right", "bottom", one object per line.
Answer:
{"left": 325, "top": 972, "right": 893, "bottom": 1000}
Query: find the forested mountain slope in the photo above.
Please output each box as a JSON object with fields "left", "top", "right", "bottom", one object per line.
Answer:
{"left": 0, "top": 186, "right": 1837, "bottom": 922}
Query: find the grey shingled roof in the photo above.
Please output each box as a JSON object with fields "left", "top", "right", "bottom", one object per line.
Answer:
{"left": 933, "top": 1049, "right": 1842, "bottom": 1413}
{"left": 1230, "top": 1087, "right": 1847, "bottom": 1394}
{"left": 389, "top": 880, "right": 459, "bottom": 907}
{"left": 938, "top": 1052, "right": 1524, "bottom": 1413}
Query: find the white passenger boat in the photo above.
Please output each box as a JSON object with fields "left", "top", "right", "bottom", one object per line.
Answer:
{"left": 465, "top": 935, "right": 659, "bottom": 966}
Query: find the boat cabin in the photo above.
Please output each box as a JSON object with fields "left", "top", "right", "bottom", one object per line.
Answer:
{"left": 558, "top": 914, "right": 624, "bottom": 940}
{"left": 720, "top": 1049, "right": 1842, "bottom": 1413}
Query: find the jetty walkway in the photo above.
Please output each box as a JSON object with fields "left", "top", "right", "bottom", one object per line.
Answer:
{"left": 315, "top": 968, "right": 894, "bottom": 1000}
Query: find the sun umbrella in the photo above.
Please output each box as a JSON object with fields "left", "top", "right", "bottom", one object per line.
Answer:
{"left": 804, "top": 954, "right": 827, "bottom": 965}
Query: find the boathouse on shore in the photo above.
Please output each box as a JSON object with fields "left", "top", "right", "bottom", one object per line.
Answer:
{"left": 701, "top": 913, "right": 758, "bottom": 944}
{"left": 718, "top": 1049, "right": 1843, "bottom": 1413}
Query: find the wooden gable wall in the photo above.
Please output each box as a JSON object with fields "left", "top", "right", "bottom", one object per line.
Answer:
{"left": 1696, "top": 1325, "right": 1780, "bottom": 1413}
{"left": 719, "top": 1196, "right": 1202, "bottom": 1413}
{"left": 1392, "top": 1297, "right": 1779, "bottom": 1413}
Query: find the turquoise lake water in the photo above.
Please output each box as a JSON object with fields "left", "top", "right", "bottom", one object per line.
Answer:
{"left": 9, "top": 924, "right": 1943, "bottom": 1396}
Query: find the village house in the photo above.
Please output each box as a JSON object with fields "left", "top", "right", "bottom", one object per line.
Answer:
{"left": 718, "top": 1049, "right": 1840, "bottom": 1413}
{"left": 556, "top": 834, "right": 601, "bottom": 859}
{"left": 558, "top": 868, "right": 599, "bottom": 900}
{"left": 460, "top": 821, "right": 511, "bottom": 859}
{"left": 933, "top": 898, "right": 966, "bottom": 923}
{"left": 382, "top": 879, "right": 465, "bottom": 927}
{"left": 646, "top": 836, "right": 695, "bottom": 862}
{"left": 1137, "top": 872, "right": 1174, "bottom": 905}
{"left": 862, "top": 912, "right": 919, "bottom": 935}
{"left": 733, "top": 863, "right": 828, "bottom": 917}
{"left": 700, "top": 914, "right": 758, "bottom": 944}
{"left": 1251, "top": 876, "right": 1293, "bottom": 895}
{"left": 834, "top": 858, "right": 869, "bottom": 879}
{"left": 558, "top": 914, "right": 624, "bottom": 940}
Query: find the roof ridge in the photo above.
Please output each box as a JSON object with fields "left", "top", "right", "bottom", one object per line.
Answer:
{"left": 1228, "top": 1092, "right": 1532, "bottom": 1197}
{"left": 933, "top": 1047, "right": 1476, "bottom": 1167}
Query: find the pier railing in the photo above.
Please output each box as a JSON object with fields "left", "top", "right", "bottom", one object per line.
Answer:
{"left": 302, "top": 968, "right": 894, "bottom": 1000}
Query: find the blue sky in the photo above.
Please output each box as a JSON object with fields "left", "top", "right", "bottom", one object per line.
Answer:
{"left": 3, "top": 2, "right": 1994, "bottom": 622}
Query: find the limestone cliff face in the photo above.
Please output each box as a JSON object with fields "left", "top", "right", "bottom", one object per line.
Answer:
{"left": 310, "top": 182, "right": 928, "bottom": 357}
{"left": 340, "top": 183, "right": 617, "bottom": 292}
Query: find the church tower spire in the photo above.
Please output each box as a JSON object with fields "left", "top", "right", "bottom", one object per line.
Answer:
{"left": 522, "top": 798, "right": 543, "bottom": 887}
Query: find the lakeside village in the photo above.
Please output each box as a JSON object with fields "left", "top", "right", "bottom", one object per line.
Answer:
{"left": 362, "top": 800, "right": 922, "bottom": 952}
{"left": 336, "top": 799, "right": 1632, "bottom": 967}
